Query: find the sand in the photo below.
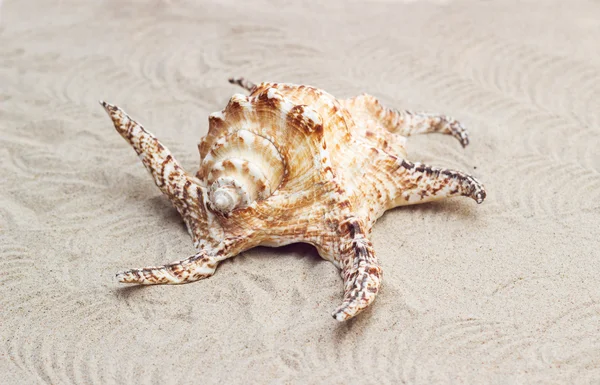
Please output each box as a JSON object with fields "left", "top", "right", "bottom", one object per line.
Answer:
{"left": 1, "top": 0, "right": 599, "bottom": 383}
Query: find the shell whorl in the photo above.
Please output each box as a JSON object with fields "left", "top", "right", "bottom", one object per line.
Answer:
{"left": 201, "top": 128, "right": 284, "bottom": 213}
{"left": 198, "top": 87, "right": 327, "bottom": 215}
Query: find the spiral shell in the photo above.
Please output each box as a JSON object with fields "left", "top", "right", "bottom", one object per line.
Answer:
{"left": 197, "top": 88, "right": 326, "bottom": 214}
{"left": 103, "top": 78, "right": 487, "bottom": 322}
{"left": 200, "top": 127, "right": 284, "bottom": 213}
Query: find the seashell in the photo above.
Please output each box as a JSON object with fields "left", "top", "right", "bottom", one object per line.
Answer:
{"left": 100, "top": 77, "right": 486, "bottom": 321}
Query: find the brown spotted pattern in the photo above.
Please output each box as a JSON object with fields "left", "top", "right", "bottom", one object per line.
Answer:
{"left": 100, "top": 79, "right": 486, "bottom": 321}
{"left": 342, "top": 94, "right": 471, "bottom": 148}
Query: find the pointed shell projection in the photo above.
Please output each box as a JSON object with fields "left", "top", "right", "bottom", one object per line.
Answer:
{"left": 197, "top": 89, "right": 326, "bottom": 215}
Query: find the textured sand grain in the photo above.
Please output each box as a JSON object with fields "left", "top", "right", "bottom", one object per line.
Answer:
{"left": 1, "top": 0, "right": 599, "bottom": 383}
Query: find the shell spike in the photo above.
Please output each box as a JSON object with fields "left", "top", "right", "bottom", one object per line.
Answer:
{"left": 228, "top": 76, "right": 256, "bottom": 92}
{"left": 332, "top": 219, "right": 382, "bottom": 321}
{"left": 100, "top": 102, "right": 208, "bottom": 219}
{"left": 116, "top": 252, "right": 219, "bottom": 284}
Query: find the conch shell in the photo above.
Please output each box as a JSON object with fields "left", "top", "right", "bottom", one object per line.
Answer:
{"left": 101, "top": 78, "right": 486, "bottom": 321}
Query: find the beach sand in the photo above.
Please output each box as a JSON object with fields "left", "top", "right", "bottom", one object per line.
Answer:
{"left": 1, "top": 0, "right": 599, "bottom": 383}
